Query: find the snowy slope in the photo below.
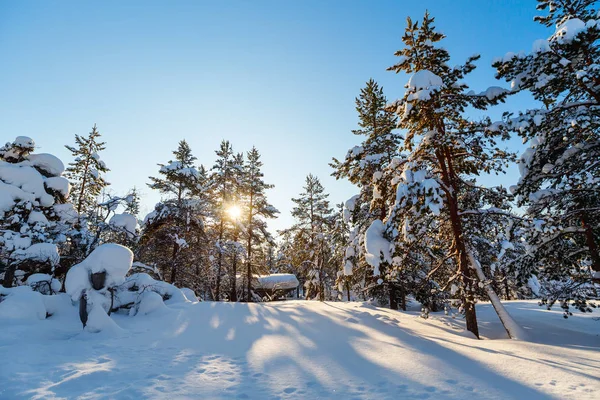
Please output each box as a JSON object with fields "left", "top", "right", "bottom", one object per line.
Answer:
{"left": 0, "top": 299, "right": 598, "bottom": 399}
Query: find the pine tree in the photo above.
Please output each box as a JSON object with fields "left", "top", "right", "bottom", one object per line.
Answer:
{"left": 124, "top": 187, "right": 141, "bottom": 217}
{"left": 384, "top": 12, "right": 524, "bottom": 338}
{"left": 0, "top": 136, "right": 76, "bottom": 288}
{"left": 64, "top": 124, "right": 110, "bottom": 218}
{"left": 242, "top": 147, "right": 278, "bottom": 301}
{"left": 207, "top": 140, "right": 238, "bottom": 301}
{"left": 141, "top": 140, "right": 207, "bottom": 286}
{"left": 284, "top": 174, "right": 333, "bottom": 301}
{"left": 331, "top": 80, "right": 403, "bottom": 307}
{"left": 493, "top": 0, "right": 600, "bottom": 314}
{"left": 228, "top": 151, "right": 245, "bottom": 302}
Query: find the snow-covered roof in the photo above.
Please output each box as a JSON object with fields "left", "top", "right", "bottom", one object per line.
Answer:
{"left": 253, "top": 274, "right": 299, "bottom": 290}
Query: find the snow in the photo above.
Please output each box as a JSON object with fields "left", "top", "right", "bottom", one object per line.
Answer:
{"left": 479, "top": 86, "right": 508, "bottom": 101}
{"left": 554, "top": 18, "right": 587, "bottom": 43}
{"left": 181, "top": 288, "right": 199, "bottom": 302}
{"left": 407, "top": 69, "right": 443, "bottom": 90}
{"left": 0, "top": 160, "right": 55, "bottom": 211}
{"left": 28, "top": 153, "right": 65, "bottom": 176}
{"left": 27, "top": 210, "right": 49, "bottom": 225}
{"left": 13, "top": 136, "right": 35, "bottom": 149}
{"left": 65, "top": 244, "right": 134, "bottom": 301}
{"left": 252, "top": 274, "right": 299, "bottom": 290}
{"left": 532, "top": 39, "right": 550, "bottom": 53}
{"left": 136, "top": 291, "right": 168, "bottom": 315}
{"left": 0, "top": 300, "right": 598, "bottom": 399}
{"left": 13, "top": 243, "right": 60, "bottom": 265}
{"left": 44, "top": 176, "right": 70, "bottom": 197}
{"left": 364, "top": 220, "right": 392, "bottom": 275}
{"left": 26, "top": 273, "right": 62, "bottom": 293}
{"left": 0, "top": 286, "right": 46, "bottom": 320}
{"left": 82, "top": 243, "right": 133, "bottom": 287}
{"left": 109, "top": 213, "right": 138, "bottom": 236}
{"left": 84, "top": 302, "right": 124, "bottom": 334}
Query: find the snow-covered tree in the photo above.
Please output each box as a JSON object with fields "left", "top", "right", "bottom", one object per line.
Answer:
{"left": 241, "top": 147, "right": 278, "bottom": 301}
{"left": 64, "top": 124, "right": 109, "bottom": 218}
{"left": 494, "top": 0, "right": 600, "bottom": 314}
{"left": 0, "top": 136, "right": 76, "bottom": 287}
{"left": 140, "top": 140, "right": 208, "bottom": 288}
{"left": 207, "top": 140, "right": 239, "bottom": 301}
{"left": 384, "top": 12, "right": 524, "bottom": 338}
{"left": 332, "top": 80, "right": 403, "bottom": 307}
{"left": 282, "top": 174, "right": 333, "bottom": 301}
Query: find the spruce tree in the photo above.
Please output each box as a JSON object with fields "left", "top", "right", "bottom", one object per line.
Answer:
{"left": 494, "top": 0, "right": 600, "bottom": 314}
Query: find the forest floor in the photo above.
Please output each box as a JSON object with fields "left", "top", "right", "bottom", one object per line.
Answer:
{"left": 0, "top": 298, "right": 598, "bottom": 399}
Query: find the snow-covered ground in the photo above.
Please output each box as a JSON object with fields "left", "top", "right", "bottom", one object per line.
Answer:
{"left": 0, "top": 299, "right": 598, "bottom": 399}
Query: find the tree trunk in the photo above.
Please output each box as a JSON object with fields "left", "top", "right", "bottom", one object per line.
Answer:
{"left": 170, "top": 242, "right": 179, "bottom": 284}
{"left": 215, "top": 218, "right": 224, "bottom": 301}
{"left": 437, "top": 146, "right": 480, "bottom": 338}
{"left": 389, "top": 285, "right": 398, "bottom": 310}
{"left": 468, "top": 251, "right": 526, "bottom": 340}
{"left": 581, "top": 216, "right": 600, "bottom": 281}
{"left": 230, "top": 227, "right": 239, "bottom": 302}
{"left": 2, "top": 263, "right": 16, "bottom": 288}
{"left": 346, "top": 282, "right": 351, "bottom": 302}
{"left": 399, "top": 285, "right": 407, "bottom": 311}
{"left": 246, "top": 192, "right": 254, "bottom": 302}
{"left": 502, "top": 269, "right": 511, "bottom": 300}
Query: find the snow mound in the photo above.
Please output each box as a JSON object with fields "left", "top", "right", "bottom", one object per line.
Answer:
{"left": 137, "top": 291, "right": 168, "bottom": 315}
{"left": 181, "top": 288, "right": 199, "bottom": 302}
{"left": 0, "top": 286, "right": 46, "bottom": 321}
{"left": 123, "top": 273, "right": 188, "bottom": 306}
{"left": 84, "top": 243, "right": 133, "bottom": 287}
{"left": 65, "top": 244, "right": 133, "bottom": 301}
{"left": 84, "top": 303, "right": 124, "bottom": 334}
{"left": 28, "top": 153, "right": 65, "bottom": 177}
{"left": 26, "top": 273, "right": 61, "bottom": 294}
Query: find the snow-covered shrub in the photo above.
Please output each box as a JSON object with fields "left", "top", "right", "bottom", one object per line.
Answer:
{"left": 0, "top": 136, "right": 76, "bottom": 287}
{"left": 64, "top": 243, "right": 191, "bottom": 332}
{"left": 26, "top": 273, "right": 61, "bottom": 295}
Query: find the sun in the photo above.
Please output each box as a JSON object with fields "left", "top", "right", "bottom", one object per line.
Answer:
{"left": 226, "top": 204, "right": 242, "bottom": 220}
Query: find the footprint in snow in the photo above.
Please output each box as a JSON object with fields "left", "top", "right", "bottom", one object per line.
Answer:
{"left": 283, "top": 387, "right": 297, "bottom": 394}
{"left": 345, "top": 317, "right": 359, "bottom": 323}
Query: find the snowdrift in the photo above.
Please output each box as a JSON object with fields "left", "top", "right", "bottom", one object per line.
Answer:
{"left": 0, "top": 299, "right": 597, "bottom": 399}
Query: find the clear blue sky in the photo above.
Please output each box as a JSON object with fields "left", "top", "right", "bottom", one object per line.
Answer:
{"left": 0, "top": 0, "right": 550, "bottom": 233}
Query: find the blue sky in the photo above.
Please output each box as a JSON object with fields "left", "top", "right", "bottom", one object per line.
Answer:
{"left": 0, "top": 0, "right": 550, "bottom": 233}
